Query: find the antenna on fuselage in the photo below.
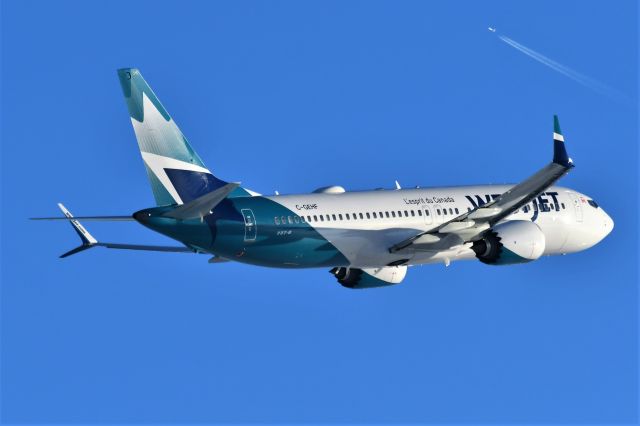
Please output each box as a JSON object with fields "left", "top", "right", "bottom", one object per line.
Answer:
{"left": 395, "top": 180, "right": 401, "bottom": 190}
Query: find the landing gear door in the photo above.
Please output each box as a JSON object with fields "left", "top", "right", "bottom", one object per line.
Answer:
{"left": 241, "top": 209, "right": 257, "bottom": 242}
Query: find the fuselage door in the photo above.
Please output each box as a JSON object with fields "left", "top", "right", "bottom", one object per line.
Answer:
{"left": 241, "top": 208, "right": 257, "bottom": 242}
{"left": 567, "top": 193, "right": 583, "bottom": 222}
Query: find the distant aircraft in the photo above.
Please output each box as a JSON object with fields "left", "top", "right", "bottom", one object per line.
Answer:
{"left": 33, "top": 69, "right": 613, "bottom": 288}
{"left": 488, "top": 27, "right": 496, "bottom": 33}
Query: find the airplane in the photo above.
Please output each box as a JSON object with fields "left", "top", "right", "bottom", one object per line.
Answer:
{"left": 33, "top": 68, "right": 614, "bottom": 289}
{"left": 488, "top": 27, "right": 496, "bottom": 33}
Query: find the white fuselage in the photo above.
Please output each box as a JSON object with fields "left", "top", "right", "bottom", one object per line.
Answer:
{"left": 266, "top": 185, "right": 613, "bottom": 268}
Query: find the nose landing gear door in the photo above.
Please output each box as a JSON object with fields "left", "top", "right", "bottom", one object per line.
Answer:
{"left": 241, "top": 209, "right": 257, "bottom": 242}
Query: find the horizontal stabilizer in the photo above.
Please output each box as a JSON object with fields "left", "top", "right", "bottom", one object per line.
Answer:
{"left": 49, "top": 204, "right": 198, "bottom": 258}
{"left": 58, "top": 203, "right": 97, "bottom": 245}
{"left": 60, "top": 244, "right": 97, "bottom": 258}
{"left": 31, "top": 216, "right": 134, "bottom": 221}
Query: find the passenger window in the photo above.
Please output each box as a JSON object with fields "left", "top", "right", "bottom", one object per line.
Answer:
{"left": 372, "top": 212, "right": 377, "bottom": 219}
{"left": 294, "top": 216, "right": 300, "bottom": 224}
{"left": 366, "top": 213, "right": 371, "bottom": 219}
{"left": 281, "top": 216, "right": 287, "bottom": 224}
{"left": 274, "top": 216, "right": 280, "bottom": 225}
{"left": 339, "top": 214, "right": 343, "bottom": 220}
{"left": 397, "top": 211, "right": 402, "bottom": 217}
{"left": 313, "top": 215, "right": 318, "bottom": 221}
{"left": 561, "top": 203, "right": 565, "bottom": 209}
{"left": 426, "top": 210, "right": 430, "bottom": 216}
{"left": 449, "top": 208, "right": 453, "bottom": 215}
{"left": 301, "top": 216, "right": 306, "bottom": 223}
{"left": 391, "top": 211, "right": 396, "bottom": 218}
{"left": 359, "top": 213, "right": 364, "bottom": 219}
{"left": 379, "top": 212, "right": 383, "bottom": 217}
{"left": 288, "top": 216, "right": 293, "bottom": 224}
{"left": 332, "top": 214, "right": 337, "bottom": 221}
{"left": 467, "top": 207, "right": 471, "bottom": 212}
{"left": 385, "top": 212, "right": 390, "bottom": 218}
{"left": 410, "top": 210, "right": 415, "bottom": 217}
{"left": 437, "top": 209, "right": 441, "bottom": 215}
{"left": 346, "top": 213, "right": 350, "bottom": 220}
{"left": 455, "top": 208, "right": 459, "bottom": 214}
{"left": 417, "top": 210, "right": 422, "bottom": 216}
{"left": 326, "top": 215, "right": 331, "bottom": 221}
{"left": 320, "top": 215, "right": 324, "bottom": 222}
{"left": 307, "top": 215, "right": 312, "bottom": 222}
{"left": 353, "top": 213, "right": 358, "bottom": 220}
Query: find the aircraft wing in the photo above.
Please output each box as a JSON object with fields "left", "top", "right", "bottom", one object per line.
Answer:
{"left": 390, "top": 116, "right": 574, "bottom": 253}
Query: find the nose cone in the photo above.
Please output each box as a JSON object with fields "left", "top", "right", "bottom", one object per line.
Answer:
{"left": 601, "top": 209, "right": 614, "bottom": 239}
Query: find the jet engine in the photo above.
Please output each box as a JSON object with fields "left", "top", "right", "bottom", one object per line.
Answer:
{"left": 330, "top": 265, "right": 407, "bottom": 289}
{"left": 471, "top": 220, "right": 545, "bottom": 265}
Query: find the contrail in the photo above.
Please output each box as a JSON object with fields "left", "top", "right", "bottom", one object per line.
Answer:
{"left": 498, "top": 34, "right": 631, "bottom": 104}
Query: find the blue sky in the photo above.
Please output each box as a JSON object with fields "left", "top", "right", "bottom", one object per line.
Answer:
{"left": 1, "top": 0, "right": 637, "bottom": 423}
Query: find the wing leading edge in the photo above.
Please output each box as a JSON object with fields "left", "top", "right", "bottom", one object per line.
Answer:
{"left": 390, "top": 115, "right": 574, "bottom": 253}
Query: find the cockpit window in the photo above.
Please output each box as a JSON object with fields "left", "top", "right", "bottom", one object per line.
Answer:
{"left": 587, "top": 199, "right": 599, "bottom": 208}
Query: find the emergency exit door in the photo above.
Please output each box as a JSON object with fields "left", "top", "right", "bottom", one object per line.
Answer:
{"left": 241, "top": 209, "right": 257, "bottom": 242}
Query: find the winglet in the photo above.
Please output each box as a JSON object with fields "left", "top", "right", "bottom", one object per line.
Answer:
{"left": 552, "top": 115, "right": 572, "bottom": 167}
{"left": 58, "top": 203, "right": 98, "bottom": 258}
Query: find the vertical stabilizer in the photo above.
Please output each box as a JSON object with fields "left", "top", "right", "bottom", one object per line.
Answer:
{"left": 117, "top": 68, "right": 251, "bottom": 205}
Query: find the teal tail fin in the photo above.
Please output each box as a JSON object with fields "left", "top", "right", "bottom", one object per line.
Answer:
{"left": 117, "top": 68, "right": 253, "bottom": 205}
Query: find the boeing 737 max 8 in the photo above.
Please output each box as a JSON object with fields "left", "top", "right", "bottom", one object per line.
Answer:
{"left": 33, "top": 69, "right": 614, "bottom": 288}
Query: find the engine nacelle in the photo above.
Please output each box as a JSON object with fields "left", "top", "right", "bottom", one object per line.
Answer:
{"left": 471, "top": 220, "right": 545, "bottom": 265}
{"left": 330, "top": 265, "right": 407, "bottom": 289}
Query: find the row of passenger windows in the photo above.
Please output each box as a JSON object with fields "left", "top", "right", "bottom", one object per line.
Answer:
{"left": 274, "top": 207, "right": 461, "bottom": 225}
{"left": 273, "top": 201, "right": 569, "bottom": 226}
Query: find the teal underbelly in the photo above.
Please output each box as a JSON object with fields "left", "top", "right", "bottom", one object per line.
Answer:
{"left": 212, "top": 223, "right": 349, "bottom": 268}
{"left": 241, "top": 239, "right": 348, "bottom": 268}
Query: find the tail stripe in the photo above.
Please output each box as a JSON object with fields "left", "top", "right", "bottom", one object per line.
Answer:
{"left": 141, "top": 152, "right": 211, "bottom": 204}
